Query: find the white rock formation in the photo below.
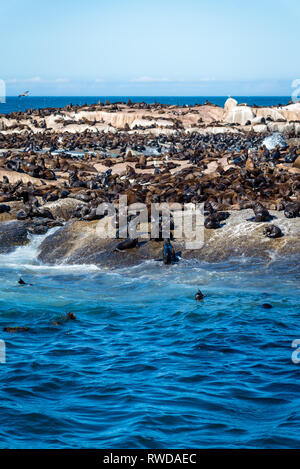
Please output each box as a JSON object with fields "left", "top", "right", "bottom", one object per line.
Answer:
{"left": 223, "top": 105, "right": 255, "bottom": 125}
{"left": 224, "top": 97, "right": 238, "bottom": 111}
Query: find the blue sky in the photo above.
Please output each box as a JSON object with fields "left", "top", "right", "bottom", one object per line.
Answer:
{"left": 1, "top": 0, "right": 299, "bottom": 95}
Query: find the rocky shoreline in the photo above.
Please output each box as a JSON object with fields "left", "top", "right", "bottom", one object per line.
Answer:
{"left": 1, "top": 206, "right": 299, "bottom": 267}
{"left": 1, "top": 97, "right": 300, "bottom": 136}
{"left": 0, "top": 98, "right": 299, "bottom": 266}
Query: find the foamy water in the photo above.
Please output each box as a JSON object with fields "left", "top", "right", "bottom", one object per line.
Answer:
{"left": 262, "top": 133, "right": 288, "bottom": 150}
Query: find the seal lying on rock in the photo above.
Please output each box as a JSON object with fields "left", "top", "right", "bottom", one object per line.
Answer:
{"left": 114, "top": 238, "right": 138, "bottom": 251}
{"left": 0, "top": 204, "right": 10, "bottom": 214}
{"left": 263, "top": 225, "right": 283, "bottom": 239}
{"left": 204, "top": 215, "right": 221, "bottom": 229}
{"left": 284, "top": 202, "right": 300, "bottom": 219}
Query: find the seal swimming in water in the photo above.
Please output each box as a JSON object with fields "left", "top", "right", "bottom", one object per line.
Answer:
{"left": 3, "top": 326, "right": 30, "bottom": 333}
{"left": 18, "top": 278, "right": 33, "bottom": 286}
{"left": 261, "top": 303, "right": 272, "bottom": 309}
{"left": 195, "top": 290, "right": 204, "bottom": 301}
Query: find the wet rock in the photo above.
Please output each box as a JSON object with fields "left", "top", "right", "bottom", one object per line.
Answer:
{"left": 37, "top": 220, "right": 166, "bottom": 267}
{"left": 0, "top": 220, "right": 29, "bottom": 253}
{"left": 184, "top": 210, "right": 300, "bottom": 263}
{"left": 37, "top": 210, "right": 300, "bottom": 267}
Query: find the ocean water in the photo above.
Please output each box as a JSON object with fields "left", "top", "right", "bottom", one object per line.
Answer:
{"left": 0, "top": 96, "right": 291, "bottom": 115}
{"left": 0, "top": 233, "right": 299, "bottom": 448}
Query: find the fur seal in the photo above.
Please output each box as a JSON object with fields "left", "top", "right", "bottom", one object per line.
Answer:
{"left": 252, "top": 203, "right": 271, "bottom": 222}
{"left": 18, "top": 278, "right": 33, "bottom": 286}
{"left": 3, "top": 326, "right": 30, "bottom": 333}
{"left": 195, "top": 290, "right": 204, "bottom": 301}
{"left": 163, "top": 238, "right": 177, "bottom": 264}
{"left": 263, "top": 225, "right": 283, "bottom": 239}
{"left": 204, "top": 215, "right": 221, "bottom": 229}
{"left": 261, "top": 303, "right": 272, "bottom": 309}
{"left": 284, "top": 202, "right": 300, "bottom": 219}
{"left": 114, "top": 238, "right": 138, "bottom": 251}
{"left": 0, "top": 204, "right": 10, "bottom": 214}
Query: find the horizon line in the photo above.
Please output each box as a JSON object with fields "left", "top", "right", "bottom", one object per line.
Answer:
{"left": 4, "top": 95, "right": 292, "bottom": 98}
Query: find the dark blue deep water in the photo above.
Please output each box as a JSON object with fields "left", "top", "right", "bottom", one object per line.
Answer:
{"left": 0, "top": 96, "right": 291, "bottom": 115}
{"left": 0, "top": 233, "right": 299, "bottom": 448}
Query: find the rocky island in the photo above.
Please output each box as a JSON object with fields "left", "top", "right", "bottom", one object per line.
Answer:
{"left": 0, "top": 97, "right": 299, "bottom": 267}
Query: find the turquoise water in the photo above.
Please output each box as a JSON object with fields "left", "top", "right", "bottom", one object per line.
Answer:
{"left": 0, "top": 96, "right": 291, "bottom": 115}
{"left": 0, "top": 233, "right": 299, "bottom": 448}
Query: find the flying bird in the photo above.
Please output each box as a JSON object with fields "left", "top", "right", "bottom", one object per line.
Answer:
{"left": 18, "top": 91, "right": 29, "bottom": 98}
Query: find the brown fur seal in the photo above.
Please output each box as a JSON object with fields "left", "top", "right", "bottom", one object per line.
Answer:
{"left": 252, "top": 203, "right": 271, "bottom": 222}
{"left": 284, "top": 202, "right": 300, "bottom": 219}
{"left": 3, "top": 326, "right": 30, "bottom": 333}
{"left": 263, "top": 225, "right": 283, "bottom": 238}
{"left": 114, "top": 238, "right": 138, "bottom": 251}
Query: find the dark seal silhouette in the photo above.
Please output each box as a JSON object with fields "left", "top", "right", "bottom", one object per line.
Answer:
{"left": 163, "top": 239, "right": 177, "bottom": 264}
{"left": 263, "top": 225, "right": 283, "bottom": 239}
{"left": 195, "top": 290, "right": 205, "bottom": 301}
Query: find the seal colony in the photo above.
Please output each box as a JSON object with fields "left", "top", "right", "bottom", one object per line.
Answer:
{"left": 0, "top": 98, "right": 299, "bottom": 266}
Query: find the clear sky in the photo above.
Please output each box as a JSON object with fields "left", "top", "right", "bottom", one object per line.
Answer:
{"left": 1, "top": 0, "right": 299, "bottom": 96}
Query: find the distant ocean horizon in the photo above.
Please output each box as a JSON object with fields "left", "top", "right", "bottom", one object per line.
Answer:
{"left": 0, "top": 96, "right": 292, "bottom": 114}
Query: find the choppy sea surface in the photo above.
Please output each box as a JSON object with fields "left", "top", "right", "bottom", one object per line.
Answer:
{"left": 0, "top": 96, "right": 291, "bottom": 114}
{"left": 0, "top": 233, "right": 299, "bottom": 448}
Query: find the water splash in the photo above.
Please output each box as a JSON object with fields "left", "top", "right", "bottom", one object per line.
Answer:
{"left": 0, "top": 227, "right": 59, "bottom": 267}
{"left": 262, "top": 133, "right": 287, "bottom": 150}
{"left": 0, "top": 227, "right": 99, "bottom": 273}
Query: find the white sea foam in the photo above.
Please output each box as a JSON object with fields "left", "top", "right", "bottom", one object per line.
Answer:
{"left": 0, "top": 228, "right": 58, "bottom": 266}
{"left": 262, "top": 133, "right": 287, "bottom": 150}
{"left": 0, "top": 227, "right": 99, "bottom": 273}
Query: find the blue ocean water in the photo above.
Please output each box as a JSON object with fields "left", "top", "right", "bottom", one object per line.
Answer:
{"left": 0, "top": 233, "right": 299, "bottom": 449}
{"left": 0, "top": 96, "right": 291, "bottom": 115}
